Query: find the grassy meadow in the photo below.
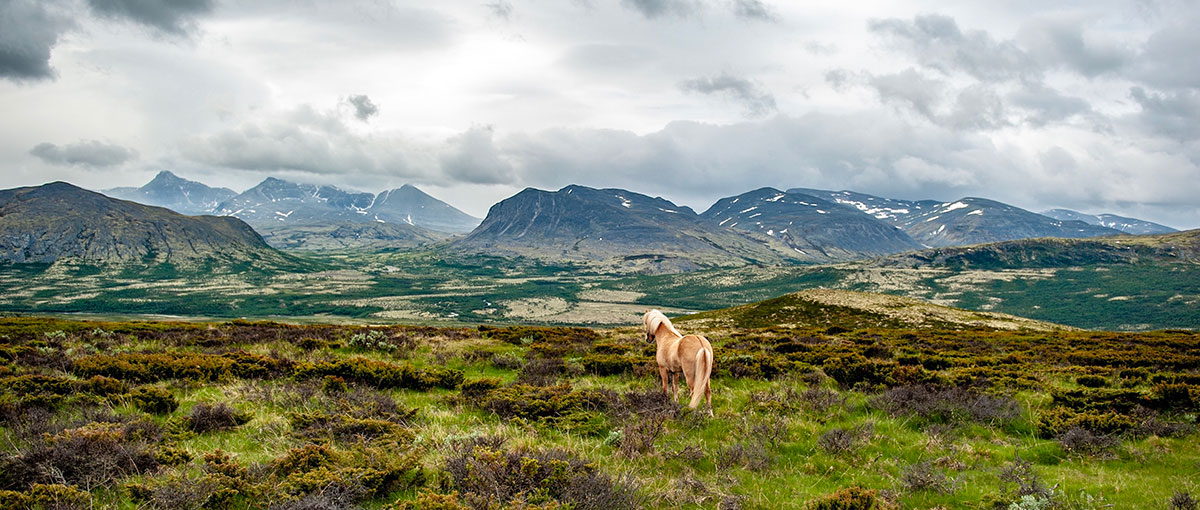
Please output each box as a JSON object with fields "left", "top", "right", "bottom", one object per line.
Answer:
{"left": 1, "top": 314, "right": 1198, "bottom": 509}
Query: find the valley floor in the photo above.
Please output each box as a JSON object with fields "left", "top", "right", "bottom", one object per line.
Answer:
{"left": 0, "top": 250, "right": 1196, "bottom": 331}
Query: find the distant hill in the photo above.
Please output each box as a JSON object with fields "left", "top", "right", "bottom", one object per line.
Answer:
{"left": 103, "top": 171, "right": 236, "bottom": 216}
{"left": 367, "top": 185, "right": 480, "bottom": 233}
{"left": 257, "top": 222, "right": 447, "bottom": 251}
{"left": 453, "top": 185, "right": 802, "bottom": 271}
{"left": 211, "top": 178, "right": 466, "bottom": 250}
{"left": 872, "top": 228, "right": 1200, "bottom": 269}
{"left": 677, "top": 288, "right": 1067, "bottom": 331}
{"left": 0, "top": 182, "right": 279, "bottom": 264}
{"left": 791, "top": 188, "right": 1121, "bottom": 247}
{"left": 700, "top": 187, "right": 922, "bottom": 258}
{"left": 1042, "top": 208, "right": 1177, "bottom": 235}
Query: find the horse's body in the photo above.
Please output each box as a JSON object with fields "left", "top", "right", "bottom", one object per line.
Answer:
{"left": 643, "top": 309, "right": 713, "bottom": 415}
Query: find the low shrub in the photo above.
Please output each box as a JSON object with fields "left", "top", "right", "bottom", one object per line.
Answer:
{"left": 184, "top": 403, "right": 252, "bottom": 433}
{"left": 386, "top": 490, "right": 468, "bottom": 510}
{"left": 515, "top": 357, "right": 572, "bottom": 386}
{"left": 717, "top": 442, "right": 771, "bottom": 471}
{"left": 1171, "top": 492, "right": 1198, "bottom": 510}
{"left": 1056, "top": 427, "right": 1119, "bottom": 456}
{"left": 592, "top": 342, "right": 633, "bottom": 355}
{"left": 817, "top": 423, "right": 874, "bottom": 455}
{"left": 127, "top": 386, "right": 179, "bottom": 415}
{"left": 0, "top": 483, "right": 92, "bottom": 509}
{"left": 823, "top": 355, "right": 897, "bottom": 389}
{"left": 806, "top": 486, "right": 882, "bottom": 510}
{"left": 723, "top": 353, "right": 794, "bottom": 380}
{"left": 871, "top": 385, "right": 1020, "bottom": 426}
{"left": 491, "top": 351, "right": 524, "bottom": 370}
{"left": 461, "top": 377, "right": 503, "bottom": 399}
{"left": 1153, "top": 383, "right": 1198, "bottom": 412}
{"left": 442, "top": 437, "right": 642, "bottom": 510}
{"left": 0, "top": 422, "right": 160, "bottom": 490}
{"left": 1075, "top": 375, "right": 1108, "bottom": 388}
{"left": 1034, "top": 407, "right": 1138, "bottom": 438}
{"left": 289, "top": 411, "right": 415, "bottom": 443}
{"left": 580, "top": 354, "right": 650, "bottom": 376}
{"left": 901, "top": 462, "right": 955, "bottom": 494}
{"left": 295, "top": 357, "right": 463, "bottom": 391}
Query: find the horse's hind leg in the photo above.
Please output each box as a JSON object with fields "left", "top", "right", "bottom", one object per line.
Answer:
{"left": 658, "top": 366, "right": 670, "bottom": 395}
{"left": 705, "top": 380, "right": 713, "bottom": 416}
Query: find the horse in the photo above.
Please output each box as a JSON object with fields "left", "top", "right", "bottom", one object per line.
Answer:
{"left": 643, "top": 309, "right": 713, "bottom": 415}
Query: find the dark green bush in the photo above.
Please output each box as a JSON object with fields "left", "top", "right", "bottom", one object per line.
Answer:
{"left": 823, "top": 355, "right": 896, "bottom": 388}
{"left": 723, "top": 353, "right": 794, "bottom": 379}
{"left": 1076, "top": 375, "right": 1108, "bottom": 388}
{"left": 128, "top": 387, "right": 178, "bottom": 415}
{"left": 581, "top": 354, "right": 650, "bottom": 376}
{"left": 295, "top": 357, "right": 462, "bottom": 391}
{"left": 289, "top": 411, "right": 415, "bottom": 443}
{"left": 1153, "top": 383, "right": 1198, "bottom": 412}
{"left": 481, "top": 384, "right": 609, "bottom": 435}
{"left": 592, "top": 342, "right": 633, "bottom": 355}
{"left": 460, "top": 378, "right": 503, "bottom": 399}
{"left": 1035, "top": 406, "right": 1138, "bottom": 438}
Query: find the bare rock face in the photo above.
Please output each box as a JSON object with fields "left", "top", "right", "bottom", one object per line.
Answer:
{"left": 0, "top": 182, "right": 277, "bottom": 264}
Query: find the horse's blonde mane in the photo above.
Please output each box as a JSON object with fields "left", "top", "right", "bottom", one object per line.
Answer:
{"left": 644, "top": 309, "right": 682, "bottom": 338}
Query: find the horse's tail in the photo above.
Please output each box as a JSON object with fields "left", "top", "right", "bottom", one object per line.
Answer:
{"left": 689, "top": 345, "right": 713, "bottom": 410}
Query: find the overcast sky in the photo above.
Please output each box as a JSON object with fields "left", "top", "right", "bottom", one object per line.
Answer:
{"left": 1, "top": 0, "right": 1198, "bottom": 228}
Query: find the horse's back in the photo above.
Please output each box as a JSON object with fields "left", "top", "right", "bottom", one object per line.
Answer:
{"left": 678, "top": 334, "right": 712, "bottom": 354}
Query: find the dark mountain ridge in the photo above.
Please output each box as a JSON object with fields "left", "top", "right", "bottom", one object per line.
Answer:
{"left": 1, "top": 182, "right": 278, "bottom": 264}
{"left": 454, "top": 185, "right": 801, "bottom": 271}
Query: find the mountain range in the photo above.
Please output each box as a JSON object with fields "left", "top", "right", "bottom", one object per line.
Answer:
{"left": 102, "top": 171, "right": 479, "bottom": 250}
{"left": 789, "top": 188, "right": 1123, "bottom": 247}
{"left": 0, "top": 172, "right": 1166, "bottom": 269}
{"left": 0, "top": 182, "right": 277, "bottom": 264}
{"left": 1041, "top": 208, "right": 1177, "bottom": 235}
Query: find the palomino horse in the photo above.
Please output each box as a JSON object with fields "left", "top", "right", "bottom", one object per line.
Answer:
{"left": 643, "top": 309, "right": 713, "bottom": 415}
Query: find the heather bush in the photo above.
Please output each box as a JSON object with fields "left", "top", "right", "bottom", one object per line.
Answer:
{"left": 184, "top": 402, "right": 253, "bottom": 433}
{"left": 1056, "top": 427, "right": 1119, "bottom": 456}
{"left": 442, "top": 437, "right": 641, "bottom": 510}
{"left": 0, "top": 421, "right": 160, "bottom": 490}
{"left": 872, "top": 384, "right": 1020, "bottom": 426}
{"left": 901, "top": 462, "right": 955, "bottom": 494}
{"left": 818, "top": 423, "right": 874, "bottom": 455}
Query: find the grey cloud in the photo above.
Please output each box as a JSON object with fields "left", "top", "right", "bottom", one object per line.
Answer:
{"left": 346, "top": 94, "right": 379, "bottom": 122}
{"left": 868, "top": 14, "right": 1037, "bottom": 82}
{"left": 620, "top": 0, "right": 701, "bottom": 19}
{"left": 439, "top": 126, "right": 515, "bottom": 184}
{"left": 87, "top": 0, "right": 214, "bottom": 36}
{"left": 1018, "top": 19, "right": 1130, "bottom": 78}
{"left": 0, "top": 0, "right": 73, "bottom": 81}
{"left": 1008, "top": 83, "right": 1092, "bottom": 127}
{"left": 731, "top": 0, "right": 777, "bottom": 22}
{"left": 1133, "top": 20, "right": 1200, "bottom": 90}
{"left": 496, "top": 113, "right": 1200, "bottom": 227}
{"left": 180, "top": 105, "right": 438, "bottom": 180}
{"left": 1129, "top": 86, "right": 1200, "bottom": 140}
{"left": 867, "top": 70, "right": 1007, "bottom": 131}
{"left": 824, "top": 69, "right": 853, "bottom": 91}
{"left": 944, "top": 85, "right": 1006, "bottom": 131}
{"left": 680, "top": 73, "right": 777, "bottom": 117}
{"left": 30, "top": 140, "right": 138, "bottom": 167}
{"left": 868, "top": 68, "right": 944, "bottom": 119}
{"left": 486, "top": 1, "right": 513, "bottom": 20}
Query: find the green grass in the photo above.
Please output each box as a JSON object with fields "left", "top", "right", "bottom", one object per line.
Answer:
{"left": 1, "top": 318, "right": 1198, "bottom": 509}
